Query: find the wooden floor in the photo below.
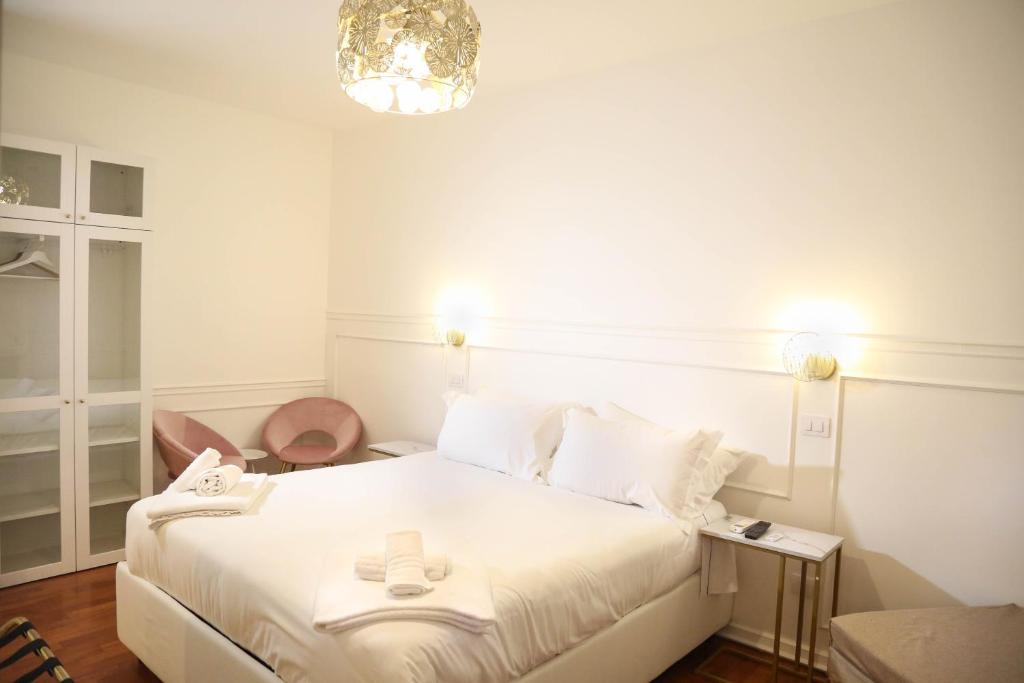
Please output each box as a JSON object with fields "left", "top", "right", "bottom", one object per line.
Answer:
{"left": 1, "top": 565, "right": 821, "bottom": 682}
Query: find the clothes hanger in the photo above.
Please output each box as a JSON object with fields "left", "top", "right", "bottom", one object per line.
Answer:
{"left": 0, "top": 236, "right": 60, "bottom": 278}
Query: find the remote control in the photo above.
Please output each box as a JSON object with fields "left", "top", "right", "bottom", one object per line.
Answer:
{"left": 744, "top": 521, "right": 772, "bottom": 539}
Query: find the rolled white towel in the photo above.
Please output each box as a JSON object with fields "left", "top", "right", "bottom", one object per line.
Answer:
{"left": 194, "top": 464, "right": 244, "bottom": 497}
{"left": 385, "top": 530, "right": 432, "bottom": 597}
{"left": 170, "top": 448, "right": 222, "bottom": 493}
{"left": 354, "top": 553, "right": 449, "bottom": 582}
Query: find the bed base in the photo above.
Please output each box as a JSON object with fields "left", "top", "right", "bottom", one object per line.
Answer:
{"left": 117, "top": 562, "right": 733, "bottom": 682}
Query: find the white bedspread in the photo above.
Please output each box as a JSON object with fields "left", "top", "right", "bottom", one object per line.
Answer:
{"left": 125, "top": 453, "right": 723, "bottom": 683}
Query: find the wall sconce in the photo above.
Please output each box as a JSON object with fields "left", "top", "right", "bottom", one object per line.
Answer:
{"left": 782, "top": 332, "right": 837, "bottom": 381}
{"left": 437, "top": 285, "right": 484, "bottom": 348}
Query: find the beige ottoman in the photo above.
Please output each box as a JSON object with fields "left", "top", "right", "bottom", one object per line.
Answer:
{"left": 828, "top": 605, "right": 1024, "bottom": 683}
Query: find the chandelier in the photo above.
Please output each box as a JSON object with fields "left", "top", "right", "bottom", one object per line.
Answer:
{"left": 337, "top": 0, "right": 481, "bottom": 115}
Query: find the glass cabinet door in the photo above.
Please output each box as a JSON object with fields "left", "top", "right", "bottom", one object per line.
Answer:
{"left": 0, "top": 134, "right": 76, "bottom": 223}
{"left": 74, "top": 225, "right": 151, "bottom": 568}
{"left": 76, "top": 146, "right": 152, "bottom": 231}
{"left": 0, "top": 218, "right": 75, "bottom": 587}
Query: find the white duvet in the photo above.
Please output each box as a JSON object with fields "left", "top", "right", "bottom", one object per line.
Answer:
{"left": 125, "top": 453, "right": 719, "bottom": 682}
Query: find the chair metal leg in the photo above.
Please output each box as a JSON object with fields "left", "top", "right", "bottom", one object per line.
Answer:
{"left": 795, "top": 561, "right": 807, "bottom": 668}
{"left": 772, "top": 555, "right": 785, "bottom": 683}
{"left": 279, "top": 462, "right": 289, "bottom": 474}
{"left": 806, "top": 562, "right": 823, "bottom": 682}
{"left": 289, "top": 463, "right": 297, "bottom": 473}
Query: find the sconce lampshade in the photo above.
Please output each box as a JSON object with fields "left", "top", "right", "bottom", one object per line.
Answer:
{"left": 782, "top": 332, "right": 837, "bottom": 381}
{"left": 337, "top": 0, "right": 481, "bottom": 115}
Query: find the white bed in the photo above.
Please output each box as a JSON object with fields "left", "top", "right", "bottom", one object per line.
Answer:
{"left": 119, "top": 453, "right": 733, "bottom": 682}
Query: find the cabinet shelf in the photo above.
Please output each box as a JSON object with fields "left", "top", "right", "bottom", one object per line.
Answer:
{"left": 89, "top": 479, "right": 139, "bottom": 507}
{"left": 88, "top": 425, "right": 141, "bottom": 448}
{"left": 0, "top": 424, "right": 139, "bottom": 458}
{"left": 1, "top": 545, "right": 62, "bottom": 574}
{"left": 0, "top": 273, "right": 60, "bottom": 281}
{"left": 0, "top": 489, "right": 60, "bottom": 523}
{"left": 89, "top": 532, "right": 126, "bottom": 556}
{"left": 0, "top": 431, "right": 59, "bottom": 457}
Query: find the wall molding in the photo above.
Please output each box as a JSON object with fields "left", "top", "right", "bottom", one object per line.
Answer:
{"left": 154, "top": 378, "right": 326, "bottom": 397}
{"left": 326, "top": 310, "right": 1024, "bottom": 361}
{"left": 153, "top": 378, "right": 327, "bottom": 413}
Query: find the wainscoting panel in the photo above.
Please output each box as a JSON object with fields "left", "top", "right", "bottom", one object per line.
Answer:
{"left": 332, "top": 335, "right": 447, "bottom": 458}
{"left": 835, "top": 378, "right": 1024, "bottom": 612}
{"left": 467, "top": 345, "right": 798, "bottom": 498}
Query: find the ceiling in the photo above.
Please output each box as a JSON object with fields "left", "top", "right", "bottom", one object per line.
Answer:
{"left": 2, "top": 0, "right": 902, "bottom": 131}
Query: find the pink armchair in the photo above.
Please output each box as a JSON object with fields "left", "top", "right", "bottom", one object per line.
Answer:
{"left": 261, "top": 398, "right": 362, "bottom": 472}
{"left": 153, "top": 410, "right": 247, "bottom": 479}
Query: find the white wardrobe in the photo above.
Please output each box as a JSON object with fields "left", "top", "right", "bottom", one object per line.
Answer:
{"left": 0, "top": 133, "right": 153, "bottom": 588}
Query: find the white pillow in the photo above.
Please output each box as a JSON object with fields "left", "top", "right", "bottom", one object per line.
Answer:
{"left": 547, "top": 408, "right": 723, "bottom": 529}
{"left": 437, "top": 393, "right": 566, "bottom": 481}
{"left": 594, "top": 402, "right": 724, "bottom": 516}
{"left": 690, "top": 448, "right": 745, "bottom": 514}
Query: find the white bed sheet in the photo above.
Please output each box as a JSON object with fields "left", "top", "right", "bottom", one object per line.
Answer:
{"left": 125, "top": 453, "right": 723, "bottom": 683}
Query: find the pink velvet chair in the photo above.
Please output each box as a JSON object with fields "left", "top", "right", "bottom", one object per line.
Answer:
{"left": 153, "top": 410, "right": 247, "bottom": 479}
{"left": 261, "top": 398, "right": 362, "bottom": 472}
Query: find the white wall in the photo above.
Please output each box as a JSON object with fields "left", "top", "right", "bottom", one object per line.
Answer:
{"left": 327, "top": 0, "right": 1024, "bottom": 662}
{"left": 1, "top": 54, "right": 332, "bottom": 470}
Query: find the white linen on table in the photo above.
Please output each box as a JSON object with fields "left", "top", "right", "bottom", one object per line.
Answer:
{"left": 126, "top": 453, "right": 729, "bottom": 683}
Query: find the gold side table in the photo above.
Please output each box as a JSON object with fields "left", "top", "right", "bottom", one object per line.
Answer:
{"left": 700, "top": 517, "right": 844, "bottom": 682}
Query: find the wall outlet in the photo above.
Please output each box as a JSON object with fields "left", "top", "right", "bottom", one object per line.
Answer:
{"left": 799, "top": 414, "right": 831, "bottom": 438}
{"left": 447, "top": 373, "right": 465, "bottom": 389}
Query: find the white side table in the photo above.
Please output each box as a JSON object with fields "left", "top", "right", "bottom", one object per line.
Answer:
{"left": 239, "top": 448, "right": 268, "bottom": 473}
{"left": 367, "top": 441, "right": 435, "bottom": 458}
{"left": 700, "top": 517, "right": 843, "bottom": 682}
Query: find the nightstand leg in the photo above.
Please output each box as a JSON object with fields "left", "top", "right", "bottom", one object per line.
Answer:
{"left": 832, "top": 546, "right": 842, "bottom": 618}
{"left": 794, "top": 561, "right": 807, "bottom": 668}
{"left": 805, "top": 562, "right": 822, "bottom": 682}
{"left": 772, "top": 555, "right": 785, "bottom": 683}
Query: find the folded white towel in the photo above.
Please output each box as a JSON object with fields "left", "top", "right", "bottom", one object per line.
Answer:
{"left": 147, "top": 473, "right": 269, "bottom": 529}
{"left": 355, "top": 553, "right": 449, "bottom": 582}
{"left": 170, "top": 447, "right": 222, "bottom": 493}
{"left": 385, "top": 530, "right": 433, "bottom": 597}
{"left": 314, "top": 547, "right": 495, "bottom": 634}
{"left": 195, "top": 464, "right": 244, "bottom": 497}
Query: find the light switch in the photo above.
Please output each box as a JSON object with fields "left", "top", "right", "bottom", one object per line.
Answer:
{"left": 799, "top": 414, "right": 832, "bottom": 438}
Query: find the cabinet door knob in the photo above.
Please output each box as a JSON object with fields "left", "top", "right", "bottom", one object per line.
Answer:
{"left": 78, "top": 399, "right": 86, "bottom": 404}
{"left": 63, "top": 399, "right": 71, "bottom": 405}
{"left": 64, "top": 213, "right": 72, "bottom": 219}
{"left": 79, "top": 215, "right": 86, "bottom": 221}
